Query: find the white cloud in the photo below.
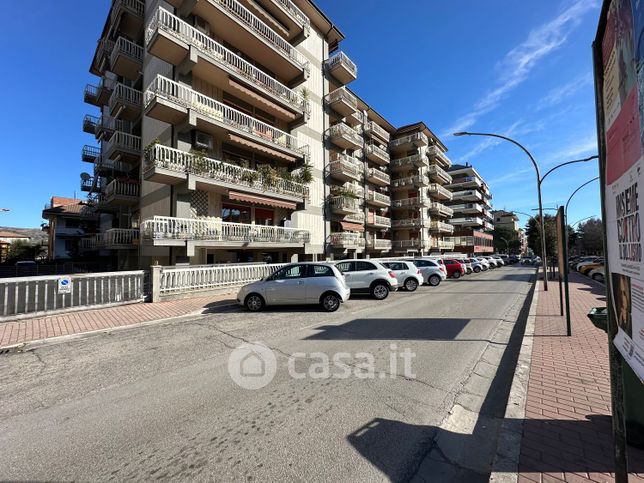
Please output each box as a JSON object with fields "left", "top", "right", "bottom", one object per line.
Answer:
{"left": 537, "top": 73, "right": 594, "bottom": 110}
{"left": 442, "top": 0, "right": 600, "bottom": 137}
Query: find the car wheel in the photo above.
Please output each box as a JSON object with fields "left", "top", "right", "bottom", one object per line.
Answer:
{"left": 474, "top": 266, "right": 481, "bottom": 273}
{"left": 371, "top": 282, "right": 389, "bottom": 300}
{"left": 404, "top": 278, "right": 419, "bottom": 292}
{"left": 428, "top": 274, "right": 441, "bottom": 286}
{"left": 245, "top": 294, "right": 265, "bottom": 312}
{"left": 321, "top": 293, "right": 340, "bottom": 312}
{"left": 452, "top": 271, "right": 461, "bottom": 279}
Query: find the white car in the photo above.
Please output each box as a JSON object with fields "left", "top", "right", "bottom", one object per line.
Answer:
{"left": 334, "top": 259, "right": 399, "bottom": 300}
{"left": 237, "top": 263, "right": 350, "bottom": 312}
{"left": 468, "top": 258, "right": 486, "bottom": 273}
{"left": 458, "top": 258, "right": 473, "bottom": 274}
{"left": 589, "top": 267, "right": 605, "bottom": 283}
{"left": 492, "top": 256, "right": 505, "bottom": 266}
{"left": 483, "top": 256, "right": 499, "bottom": 268}
{"left": 405, "top": 258, "right": 447, "bottom": 286}
{"left": 382, "top": 261, "right": 424, "bottom": 291}
{"left": 471, "top": 257, "right": 490, "bottom": 271}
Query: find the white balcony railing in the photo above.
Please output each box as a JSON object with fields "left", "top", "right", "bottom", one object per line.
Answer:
{"left": 325, "top": 52, "right": 357, "bottom": 78}
{"left": 429, "top": 202, "right": 454, "bottom": 217}
{"left": 364, "top": 143, "right": 390, "bottom": 164}
{"left": 427, "top": 164, "right": 452, "bottom": 184}
{"left": 391, "top": 197, "right": 428, "bottom": 209}
{"left": 329, "top": 154, "right": 363, "bottom": 180}
{"left": 81, "top": 228, "right": 139, "bottom": 249}
{"left": 212, "top": 0, "right": 309, "bottom": 71}
{"left": 145, "top": 75, "right": 309, "bottom": 157}
{"left": 112, "top": 0, "right": 144, "bottom": 21}
{"left": 330, "top": 196, "right": 361, "bottom": 212}
{"left": 390, "top": 153, "right": 428, "bottom": 170}
{"left": 104, "top": 131, "right": 141, "bottom": 155}
{"left": 432, "top": 239, "right": 455, "bottom": 250}
{"left": 392, "top": 218, "right": 427, "bottom": 229}
{"left": 330, "top": 232, "right": 365, "bottom": 247}
{"left": 141, "top": 215, "right": 310, "bottom": 243}
{"left": 389, "top": 132, "right": 428, "bottom": 150}
{"left": 344, "top": 212, "right": 365, "bottom": 224}
{"left": 367, "top": 214, "right": 392, "bottom": 227}
{"left": 428, "top": 183, "right": 453, "bottom": 200}
{"left": 365, "top": 167, "right": 390, "bottom": 184}
{"left": 273, "top": 0, "right": 310, "bottom": 29}
{"left": 427, "top": 145, "right": 452, "bottom": 168}
{"left": 111, "top": 36, "right": 143, "bottom": 66}
{"left": 364, "top": 121, "right": 390, "bottom": 142}
{"left": 392, "top": 239, "right": 429, "bottom": 250}
{"left": 109, "top": 83, "right": 142, "bottom": 113}
{"left": 430, "top": 221, "right": 454, "bottom": 233}
{"left": 326, "top": 87, "right": 358, "bottom": 110}
{"left": 328, "top": 123, "right": 362, "bottom": 146}
{"left": 146, "top": 8, "right": 307, "bottom": 113}
{"left": 370, "top": 238, "right": 392, "bottom": 250}
{"left": 103, "top": 179, "right": 140, "bottom": 199}
{"left": 392, "top": 175, "right": 429, "bottom": 189}
{"left": 366, "top": 190, "right": 391, "bottom": 206}
{"left": 451, "top": 217, "right": 484, "bottom": 226}
{"left": 448, "top": 176, "right": 482, "bottom": 188}
{"left": 145, "top": 144, "right": 309, "bottom": 199}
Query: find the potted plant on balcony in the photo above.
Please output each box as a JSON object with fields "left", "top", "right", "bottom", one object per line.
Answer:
{"left": 257, "top": 164, "right": 278, "bottom": 191}
{"left": 240, "top": 169, "right": 259, "bottom": 186}
{"left": 296, "top": 161, "right": 313, "bottom": 185}
{"left": 189, "top": 149, "right": 210, "bottom": 176}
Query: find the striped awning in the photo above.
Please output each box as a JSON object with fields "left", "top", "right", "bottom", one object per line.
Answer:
{"left": 340, "top": 221, "right": 364, "bottom": 232}
{"left": 227, "top": 134, "right": 298, "bottom": 162}
{"left": 228, "top": 78, "right": 297, "bottom": 121}
{"left": 228, "top": 191, "right": 297, "bottom": 210}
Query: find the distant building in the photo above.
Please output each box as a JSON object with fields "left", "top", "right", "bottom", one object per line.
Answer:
{"left": 42, "top": 197, "right": 98, "bottom": 260}
{"left": 0, "top": 230, "right": 31, "bottom": 262}
{"left": 444, "top": 163, "right": 494, "bottom": 255}
{"left": 491, "top": 210, "right": 519, "bottom": 232}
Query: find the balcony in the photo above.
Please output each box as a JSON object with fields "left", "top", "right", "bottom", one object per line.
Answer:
{"left": 363, "top": 121, "right": 390, "bottom": 143}
{"left": 483, "top": 221, "right": 494, "bottom": 231}
{"left": 390, "top": 153, "right": 428, "bottom": 172}
{"left": 447, "top": 176, "right": 482, "bottom": 190}
{"left": 109, "top": 37, "right": 143, "bottom": 80}
{"left": 368, "top": 238, "right": 392, "bottom": 251}
{"left": 329, "top": 232, "right": 365, "bottom": 249}
{"left": 325, "top": 51, "right": 357, "bottom": 85}
{"left": 145, "top": 75, "right": 309, "bottom": 161}
{"left": 145, "top": 8, "right": 307, "bottom": 119}
{"left": 450, "top": 203, "right": 484, "bottom": 215}
{"left": 389, "top": 132, "right": 428, "bottom": 153}
{"left": 141, "top": 216, "right": 311, "bottom": 247}
{"left": 103, "top": 132, "right": 141, "bottom": 163}
{"left": 346, "top": 110, "right": 364, "bottom": 128}
{"left": 365, "top": 167, "right": 390, "bottom": 186}
{"left": 432, "top": 239, "right": 455, "bottom": 251}
{"left": 109, "top": 83, "right": 142, "bottom": 121}
{"left": 80, "top": 177, "right": 97, "bottom": 192}
{"left": 330, "top": 196, "right": 361, "bottom": 215}
{"left": 329, "top": 153, "right": 362, "bottom": 182}
{"left": 171, "top": 0, "right": 309, "bottom": 80}
{"left": 364, "top": 143, "right": 390, "bottom": 166}
{"left": 84, "top": 78, "right": 115, "bottom": 107}
{"left": 144, "top": 144, "right": 309, "bottom": 201}
{"left": 392, "top": 239, "right": 430, "bottom": 251}
{"left": 95, "top": 158, "right": 133, "bottom": 176}
{"left": 429, "top": 221, "right": 454, "bottom": 234}
{"left": 391, "top": 175, "right": 429, "bottom": 191}
{"left": 335, "top": 182, "right": 364, "bottom": 199}
{"left": 429, "top": 202, "right": 454, "bottom": 217}
{"left": 451, "top": 217, "right": 484, "bottom": 227}
{"left": 428, "top": 183, "right": 453, "bottom": 201}
{"left": 366, "top": 190, "right": 391, "bottom": 208}
{"left": 326, "top": 87, "right": 358, "bottom": 117}
{"left": 451, "top": 190, "right": 483, "bottom": 202}
{"left": 344, "top": 212, "right": 365, "bottom": 224}
{"left": 392, "top": 218, "right": 427, "bottom": 229}
{"left": 427, "top": 145, "right": 452, "bottom": 168}
{"left": 327, "top": 123, "right": 362, "bottom": 150}
{"left": 427, "top": 164, "right": 452, "bottom": 184}
{"left": 81, "top": 228, "right": 139, "bottom": 250}
{"left": 90, "top": 39, "right": 114, "bottom": 77}
{"left": 391, "top": 197, "right": 430, "bottom": 210}
{"left": 82, "top": 145, "right": 101, "bottom": 163}
{"left": 240, "top": 0, "right": 310, "bottom": 40}
{"left": 100, "top": 179, "right": 140, "bottom": 206}
{"left": 95, "top": 116, "right": 132, "bottom": 140}
{"left": 109, "top": 0, "right": 144, "bottom": 40}
{"left": 366, "top": 213, "right": 391, "bottom": 229}
{"left": 83, "top": 115, "right": 99, "bottom": 135}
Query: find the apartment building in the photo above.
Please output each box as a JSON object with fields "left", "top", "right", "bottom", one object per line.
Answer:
{"left": 42, "top": 197, "right": 98, "bottom": 260}
{"left": 390, "top": 123, "right": 455, "bottom": 255}
{"left": 79, "top": 0, "right": 453, "bottom": 267}
{"left": 491, "top": 210, "right": 527, "bottom": 254}
{"left": 444, "top": 163, "right": 494, "bottom": 255}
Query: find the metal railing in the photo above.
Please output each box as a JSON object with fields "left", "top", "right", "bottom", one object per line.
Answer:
{"left": 212, "top": 0, "right": 309, "bottom": 70}
{"left": 145, "top": 75, "right": 309, "bottom": 156}
{"left": 364, "top": 143, "right": 390, "bottom": 163}
{"left": 329, "top": 232, "right": 365, "bottom": 247}
{"left": 326, "top": 87, "right": 358, "bottom": 110}
{"left": 103, "top": 179, "right": 140, "bottom": 199}
{"left": 111, "top": 36, "right": 143, "bottom": 66}
{"left": 146, "top": 8, "right": 307, "bottom": 113}
{"left": 83, "top": 115, "right": 99, "bottom": 133}
{"left": 0, "top": 270, "right": 145, "bottom": 320}
{"left": 158, "top": 262, "right": 287, "bottom": 295}
{"left": 364, "top": 121, "right": 390, "bottom": 142}
{"left": 145, "top": 144, "right": 308, "bottom": 199}
{"left": 389, "top": 132, "right": 428, "bottom": 149}
{"left": 97, "top": 158, "right": 131, "bottom": 174}
{"left": 82, "top": 145, "right": 101, "bottom": 162}
{"left": 366, "top": 190, "right": 391, "bottom": 206}
{"left": 328, "top": 154, "right": 363, "bottom": 180}
{"left": 112, "top": 0, "right": 144, "bottom": 20}
{"left": 328, "top": 123, "right": 362, "bottom": 146}
{"left": 325, "top": 51, "right": 357, "bottom": 78}
{"left": 140, "top": 216, "right": 311, "bottom": 243}
{"left": 96, "top": 115, "right": 132, "bottom": 136}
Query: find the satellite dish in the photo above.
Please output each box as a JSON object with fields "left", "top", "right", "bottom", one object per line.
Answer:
{"left": 80, "top": 172, "right": 91, "bottom": 181}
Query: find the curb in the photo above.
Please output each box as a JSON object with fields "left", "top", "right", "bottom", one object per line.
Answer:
{"left": 489, "top": 275, "right": 540, "bottom": 482}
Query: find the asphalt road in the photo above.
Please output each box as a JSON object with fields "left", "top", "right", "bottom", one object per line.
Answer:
{"left": 0, "top": 265, "right": 536, "bottom": 482}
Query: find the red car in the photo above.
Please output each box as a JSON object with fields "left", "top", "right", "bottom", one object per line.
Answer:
{"left": 442, "top": 259, "right": 465, "bottom": 279}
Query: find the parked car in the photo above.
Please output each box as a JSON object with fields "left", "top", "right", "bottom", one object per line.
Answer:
{"left": 458, "top": 259, "right": 473, "bottom": 274}
{"left": 237, "top": 263, "right": 350, "bottom": 312}
{"left": 442, "top": 259, "right": 465, "bottom": 279}
{"left": 469, "top": 258, "right": 486, "bottom": 273}
{"left": 589, "top": 267, "right": 605, "bottom": 283}
{"left": 406, "top": 258, "right": 446, "bottom": 286}
{"left": 334, "top": 259, "right": 398, "bottom": 300}
{"left": 508, "top": 255, "right": 520, "bottom": 264}
{"left": 382, "top": 261, "right": 424, "bottom": 291}
{"left": 572, "top": 256, "right": 598, "bottom": 270}
{"left": 579, "top": 260, "right": 604, "bottom": 276}
{"left": 576, "top": 257, "right": 603, "bottom": 272}
{"left": 481, "top": 256, "right": 499, "bottom": 268}
{"left": 492, "top": 256, "right": 505, "bottom": 266}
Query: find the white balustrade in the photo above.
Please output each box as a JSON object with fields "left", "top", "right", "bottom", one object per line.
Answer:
{"left": 325, "top": 52, "right": 357, "bottom": 77}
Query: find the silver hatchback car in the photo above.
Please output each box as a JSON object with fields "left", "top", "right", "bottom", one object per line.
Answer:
{"left": 237, "top": 263, "right": 350, "bottom": 312}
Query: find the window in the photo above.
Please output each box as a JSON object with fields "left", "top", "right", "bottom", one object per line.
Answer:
{"left": 335, "top": 261, "right": 354, "bottom": 273}
{"left": 355, "top": 261, "right": 377, "bottom": 271}
{"left": 384, "top": 262, "right": 405, "bottom": 271}
{"left": 409, "top": 259, "right": 429, "bottom": 267}
{"left": 65, "top": 219, "right": 80, "bottom": 228}
{"left": 273, "top": 265, "right": 305, "bottom": 280}
{"left": 309, "top": 265, "right": 334, "bottom": 277}
{"left": 444, "top": 260, "right": 454, "bottom": 265}
{"left": 255, "top": 208, "right": 274, "bottom": 226}
{"left": 222, "top": 203, "right": 251, "bottom": 224}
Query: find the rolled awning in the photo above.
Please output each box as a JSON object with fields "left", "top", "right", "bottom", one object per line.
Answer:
{"left": 340, "top": 221, "right": 364, "bottom": 232}
{"left": 228, "top": 134, "right": 298, "bottom": 163}
{"left": 228, "top": 78, "right": 297, "bottom": 121}
{"left": 229, "top": 191, "right": 297, "bottom": 210}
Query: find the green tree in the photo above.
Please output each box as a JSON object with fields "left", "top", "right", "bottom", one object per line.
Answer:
{"left": 574, "top": 218, "right": 604, "bottom": 255}
{"left": 492, "top": 226, "right": 519, "bottom": 254}
{"left": 5, "top": 240, "right": 46, "bottom": 262}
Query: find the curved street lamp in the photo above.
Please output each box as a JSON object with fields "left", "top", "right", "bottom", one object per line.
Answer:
{"left": 572, "top": 215, "right": 598, "bottom": 228}
{"left": 454, "top": 131, "right": 549, "bottom": 289}
{"left": 565, "top": 177, "right": 600, "bottom": 223}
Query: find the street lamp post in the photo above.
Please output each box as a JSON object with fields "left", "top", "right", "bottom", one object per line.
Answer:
{"left": 454, "top": 132, "right": 549, "bottom": 290}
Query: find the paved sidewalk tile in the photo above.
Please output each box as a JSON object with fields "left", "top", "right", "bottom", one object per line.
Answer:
{"left": 0, "top": 294, "right": 235, "bottom": 348}
{"left": 518, "top": 272, "right": 644, "bottom": 482}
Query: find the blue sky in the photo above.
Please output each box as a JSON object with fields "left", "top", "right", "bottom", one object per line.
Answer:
{"left": 0, "top": 0, "right": 602, "bottom": 230}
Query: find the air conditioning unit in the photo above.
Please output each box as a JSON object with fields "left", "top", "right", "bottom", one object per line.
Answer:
{"left": 194, "top": 16, "right": 210, "bottom": 36}
{"left": 194, "top": 131, "right": 213, "bottom": 151}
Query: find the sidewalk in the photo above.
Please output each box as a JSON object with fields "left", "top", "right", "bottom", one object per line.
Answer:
{"left": 518, "top": 272, "right": 644, "bottom": 482}
{"left": 0, "top": 294, "right": 235, "bottom": 349}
